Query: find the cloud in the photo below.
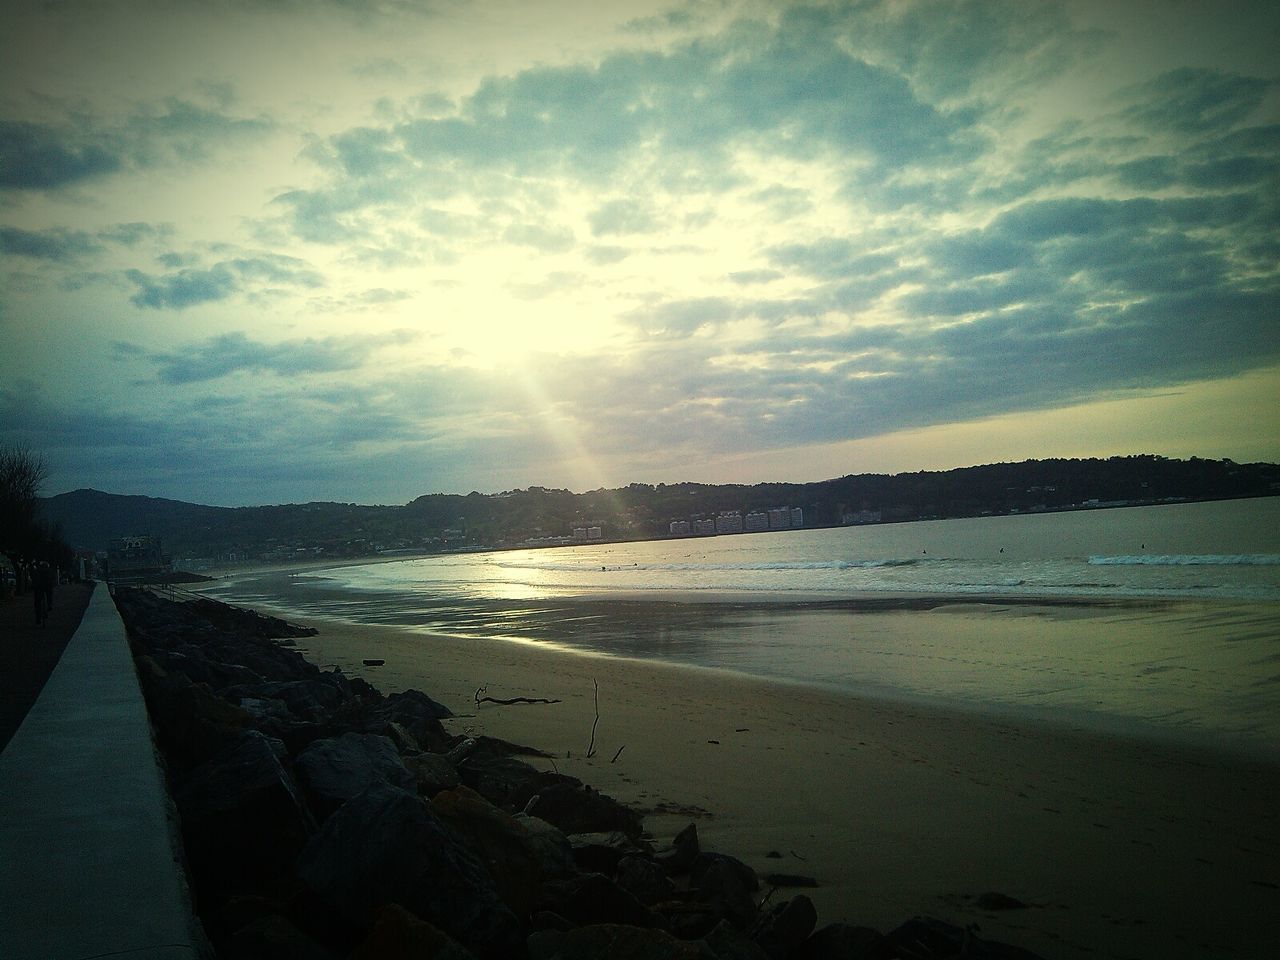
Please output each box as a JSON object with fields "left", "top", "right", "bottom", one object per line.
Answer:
{"left": 0, "top": 99, "right": 272, "bottom": 192}
{"left": 0, "top": 120, "right": 122, "bottom": 190}
{"left": 0, "top": 226, "right": 100, "bottom": 262}
{"left": 125, "top": 253, "right": 324, "bottom": 309}
{"left": 135, "top": 329, "right": 419, "bottom": 384}
{"left": 1119, "top": 68, "right": 1272, "bottom": 135}
{"left": 588, "top": 199, "right": 658, "bottom": 237}
{"left": 503, "top": 222, "right": 576, "bottom": 252}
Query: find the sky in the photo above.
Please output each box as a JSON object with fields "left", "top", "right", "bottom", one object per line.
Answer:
{"left": 2, "top": 0, "right": 1278, "bottom": 507}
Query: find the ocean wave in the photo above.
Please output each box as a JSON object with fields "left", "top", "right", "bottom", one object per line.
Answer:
{"left": 1088, "top": 554, "right": 1280, "bottom": 566}
{"left": 497, "top": 558, "right": 922, "bottom": 573}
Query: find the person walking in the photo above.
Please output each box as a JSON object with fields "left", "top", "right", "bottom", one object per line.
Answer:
{"left": 32, "top": 561, "right": 55, "bottom": 627}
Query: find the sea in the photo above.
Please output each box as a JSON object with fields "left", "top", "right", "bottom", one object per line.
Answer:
{"left": 202, "top": 498, "right": 1280, "bottom": 758}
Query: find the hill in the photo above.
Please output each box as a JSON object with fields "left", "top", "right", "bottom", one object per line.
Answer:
{"left": 41, "top": 455, "right": 1280, "bottom": 565}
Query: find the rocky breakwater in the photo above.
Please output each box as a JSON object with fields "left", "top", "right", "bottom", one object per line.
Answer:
{"left": 115, "top": 587, "right": 1046, "bottom": 960}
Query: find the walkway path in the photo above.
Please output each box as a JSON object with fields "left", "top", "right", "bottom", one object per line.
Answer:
{"left": 1, "top": 581, "right": 93, "bottom": 753}
{"left": 0, "top": 584, "right": 206, "bottom": 960}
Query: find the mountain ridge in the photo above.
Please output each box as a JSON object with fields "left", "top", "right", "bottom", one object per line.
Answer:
{"left": 42, "top": 455, "right": 1280, "bottom": 562}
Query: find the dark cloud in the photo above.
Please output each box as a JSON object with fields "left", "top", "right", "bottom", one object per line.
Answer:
{"left": 0, "top": 99, "right": 272, "bottom": 193}
{"left": 126, "top": 265, "right": 238, "bottom": 309}
{"left": 135, "top": 329, "right": 418, "bottom": 384}
{"left": 125, "top": 254, "right": 324, "bottom": 309}
{"left": 0, "top": 226, "right": 99, "bottom": 261}
{"left": 0, "top": 120, "right": 121, "bottom": 190}
{"left": 1119, "top": 68, "right": 1272, "bottom": 135}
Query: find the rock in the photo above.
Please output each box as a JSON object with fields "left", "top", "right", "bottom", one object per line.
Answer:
{"left": 514, "top": 814, "right": 580, "bottom": 880}
{"left": 174, "top": 730, "right": 316, "bottom": 897}
{"left": 527, "top": 923, "right": 711, "bottom": 960}
{"left": 615, "top": 855, "right": 677, "bottom": 906}
{"left": 538, "top": 873, "right": 658, "bottom": 928}
{"left": 149, "top": 649, "right": 261, "bottom": 690}
{"left": 226, "top": 913, "right": 339, "bottom": 960}
{"left": 692, "top": 853, "right": 760, "bottom": 893}
{"left": 762, "top": 874, "right": 818, "bottom": 889}
{"left": 751, "top": 895, "right": 817, "bottom": 960}
{"left": 459, "top": 753, "right": 574, "bottom": 810}
{"left": 348, "top": 904, "right": 478, "bottom": 960}
{"left": 296, "top": 781, "right": 523, "bottom": 959}
{"left": 138, "top": 665, "right": 253, "bottom": 772}
{"left": 569, "top": 830, "right": 654, "bottom": 875}
{"left": 871, "top": 917, "right": 1047, "bottom": 959}
{"left": 655, "top": 823, "right": 701, "bottom": 875}
{"left": 796, "top": 922, "right": 881, "bottom": 959}
{"left": 695, "top": 856, "right": 759, "bottom": 929}
{"left": 366, "top": 689, "right": 453, "bottom": 751}
{"left": 703, "top": 919, "right": 771, "bottom": 960}
{"left": 526, "top": 781, "right": 645, "bottom": 838}
{"left": 975, "top": 891, "right": 1029, "bottom": 911}
{"left": 431, "top": 785, "right": 556, "bottom": 916}
{"left": 404, "top": 751, "right": 462, "bottom": 796}
{"left": 228, "top": 676, "right": 357, "bottom": 723}
{"left": 381, "top": 720, "right": 422, "bottom": 755}
{"left": 296, "top": 732, "right": 414, "bottom": 817}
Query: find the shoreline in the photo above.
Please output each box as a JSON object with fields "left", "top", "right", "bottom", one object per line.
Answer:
{"left": 197, "top": 577, "right": 1280, "bottom": 766}
{"left": 217, "top": 596, "right": 1280, "bottom": 960}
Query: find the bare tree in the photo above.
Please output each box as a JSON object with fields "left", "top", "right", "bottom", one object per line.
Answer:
{"left": 1, "top": 445, "right": 50, "bottom": 588}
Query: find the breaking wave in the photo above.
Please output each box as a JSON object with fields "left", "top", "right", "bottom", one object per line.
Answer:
{"left": 1088, "top": 554, "right": 1280, "bottom": 567}
{"left": 498, "top": 558, "right": 922, "bottom": 573}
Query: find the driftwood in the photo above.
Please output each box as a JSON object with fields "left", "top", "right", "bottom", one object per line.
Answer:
{"left": 586, "top": 679, "right": 600, "bottom": 758}
{"left": 473, "top": 685, "right": 562, "bottom": 707}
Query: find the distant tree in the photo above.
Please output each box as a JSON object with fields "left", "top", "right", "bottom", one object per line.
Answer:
{"left": 1, "top": 445, "right": 67, "bottom": 589}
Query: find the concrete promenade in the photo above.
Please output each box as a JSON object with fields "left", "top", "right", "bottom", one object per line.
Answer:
{"left": 0, "top": 585, "right": 207, "bottom": 959}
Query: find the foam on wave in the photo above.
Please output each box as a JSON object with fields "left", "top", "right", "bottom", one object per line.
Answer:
{"left": 1088, "top": 554, "right": 1280, "bottom": 566}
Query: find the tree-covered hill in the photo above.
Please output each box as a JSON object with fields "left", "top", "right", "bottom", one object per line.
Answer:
{"left": 41, "top": 455, "right": 1280, "bottom": 564}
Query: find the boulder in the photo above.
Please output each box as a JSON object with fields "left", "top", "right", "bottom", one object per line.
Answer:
{"left": 228, "top": 676, "right": 357, "bottom": 723}
{"left": 528, "top": 924, "right": 711, "bottom": 960}
{"left": 348, "top": 904, "right": 478, "bottom": 960}
{"left": 615, "top": 855, "right": 677, "bottom": 906}
{"left": 381, "top": 720, "right": 422, "bottom": 755}
{"left": 174, "top": 730, "right": 316, "bottom": 896}
{"left": 751, "top": 895, "right": 817, "bottom": 960}
{"left": 703, "top": 920, "right": 771, "bottom": 960}
{"left": 296, "top": 781, "right": 523, "bottom": 959}
{"left": 525, "top": 781, "right": 644, "bottom": 838}
{"left": 869, "top": 917, "right": 1046, "bottom": 959}
{"left": 538, "top": 873, "right": 658, "bottom": 929}
{"left": 459, "top": 753, "right": 574, "bottom": 810}
{"left": 655, "top": 823, "right": 701, "bottom": 876}
{"left": 569, "top": 830, "right": 654, "bottom": 875}
{"left": 796, "top": 922, "right": 882, "bottom": 959}
{"left": 692, "top": 853, "right": 759, "bottom": 893}
{"left": 431, "top": 785, "right": 556, "bottom": 916}
{"left": 137, "top": 664, "right": 253, "bottom": 772}
{"left": 514, "top": 814, "right": 580, "bottom": 880}
{"left": 296, "top": 732, "right": 414, "bottom": 817}
{"left": 404, "top": 751, "right": 462, "bottom": 796}
{"left": 695, "top": 857, "right": 759, "bottom": 930}
{"left": 226, "top": 913, "right": 339, "bottom": 960}
{"left": 365, "top": 688, "right": 453, "bottom": 750}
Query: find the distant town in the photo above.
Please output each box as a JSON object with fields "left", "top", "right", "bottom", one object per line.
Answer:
{"left": 36, "top": 455, "right": 1280, "bottom": 578}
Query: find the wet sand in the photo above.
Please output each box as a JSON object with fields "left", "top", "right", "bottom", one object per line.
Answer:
{"left": 221, "top": 597, "right": 1280, "bottom": 960}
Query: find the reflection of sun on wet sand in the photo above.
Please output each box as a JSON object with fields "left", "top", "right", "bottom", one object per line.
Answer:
{"left": 241, "top": 598, "right": 1280, "bottom": 960}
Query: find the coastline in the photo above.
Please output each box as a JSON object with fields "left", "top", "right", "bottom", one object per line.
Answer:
{"left": 226, "top": 596, "right": 1280, "bottom": 960}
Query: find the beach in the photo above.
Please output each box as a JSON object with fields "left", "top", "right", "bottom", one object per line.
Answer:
{"left": 238, "top": 598, "right": 1280, "bottom": 960}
